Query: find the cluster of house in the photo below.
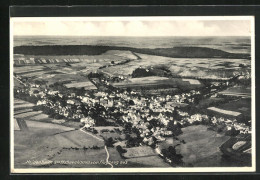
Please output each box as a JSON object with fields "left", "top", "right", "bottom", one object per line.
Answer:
{"left": 88, "top": 90, "right": 201, "bottom": 145}
{"left": 177, "top": 111, "right": 251, "bottom": 134}
{"left": 210, "top": 117, "right": 251, "bottom": 134}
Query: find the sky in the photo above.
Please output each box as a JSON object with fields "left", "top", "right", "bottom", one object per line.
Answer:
{"left": 12, "top": 19, "right": 252, "bottom": 36}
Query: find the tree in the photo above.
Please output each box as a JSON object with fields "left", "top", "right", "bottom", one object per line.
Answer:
{"left": 132, "top": 67, "right": 154, "bottom": 78}
{"left": 105, "top": 137, "right": 114, "bottom": 147}
{"left": 161, "top": 146, "right": 184, "bottom": 166}
{"left": 167, "top": 121, "right": 183, "bottom": 136}
{"left": 129, "top": 100, "right": 135, "bottom": 105}
{"left": 116, "top": 145, "right": 127, "bottom": 155}
{"left": 225, "top": 127, "right": 240, "bottom": 136}
{"left": 124, "top": 122, "right": 133, "bottom": 133}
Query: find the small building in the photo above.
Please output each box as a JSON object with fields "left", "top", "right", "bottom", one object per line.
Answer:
{"left": 81, "top": 116, "right": 95, "bottom": 128}
{"left": 67, "top": 99, "right": 75, "bottom": 105}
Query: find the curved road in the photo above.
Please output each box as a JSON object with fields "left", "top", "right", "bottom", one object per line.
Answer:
{"left": 79, "top": 127, "right": 113, "bottom": 168}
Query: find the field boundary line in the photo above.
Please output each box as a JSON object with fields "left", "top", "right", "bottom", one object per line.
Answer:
{"left": 79, "top": 128, "right": 104, "bottom": 141}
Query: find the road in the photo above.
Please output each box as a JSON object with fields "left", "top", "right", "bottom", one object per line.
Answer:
{"left": 79, "top": 127, "right": 113, "bottom": 168}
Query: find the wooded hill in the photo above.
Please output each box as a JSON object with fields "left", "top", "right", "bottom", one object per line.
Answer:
{"left": 14, "top": 45, "right": 251, "bottom": 59}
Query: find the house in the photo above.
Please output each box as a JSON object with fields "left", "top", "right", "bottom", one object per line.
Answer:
{"left": 81, "top": 116, "right": 95, "bottom": 128}
{"left": 48, "top": 90, "right": 59, "bottom": 95}
{"left": 37, "top": 100, "right": 47, "bottom": 105}
{"left": 67, "top": 99, "right": 75, "bottom": 105}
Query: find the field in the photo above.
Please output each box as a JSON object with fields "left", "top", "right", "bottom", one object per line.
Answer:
{"left": 122, "top": 146, "right": 157, "bottom": 158}
{"left": 14, "top": 49, "right": 251, "bottom": 87}
{"left": 64, "top": 81, "right": 97, "bottom": 90}
{"left": 19, "top": 71, "right": 47, "bottom": 78}
{"left": 168, "top": 125, "right": 251, "bottom": 167}
{"left": 14, "top": 128, "right": 107, "bottom": 168}
{"left": 112, "top": 76, "right": 204, "bottom": 91}
{"left": 218, "top": 98, "right": 251, "bottom": 118}
{"left": 13, "top": 50, "right": 136, "bottom": 66}
{"left": 35, "top": 73, "right": 87, "bottom": 86}
{"left": 196, "top": 97, "right": 226, "bottom": 109}
{"left": 14, "top": 99, "right": 35, "bottom": 110}
{"left": 174, "top": 125, "right": 231, "bottom": 167}
{"left": 14, "top": 78, "right": 25, "bottom": 88}
{"left": 158, "top": 137, "right": 181, "bottom": 150}
{"left": 49, "top": 149, "right": 109, "bottom": 168}
{"left": 14, "top": 120, "right": 75, "bottom": 168}
{"left": 13, "top": 50, "right": 140, "bottom": 87}
{"left": 103, "top": 53, "right": 250, "bottom": 79}
{"left": 14, "top": 66, "right": 45, "bottom": 74}
{"left": 218, "top": 86, "right": 251, "bottom": 98}
{"left": 207, "top": 107, "right": 242, "bottom": 117}
{"left": 94, "top": 126, "right": 125, "bottom": 140}
{"left": 107, "top": 146, "right": 170, "bottom": 167}
{"left": 13, "top": 98, "right": 107, "bottom": 168}
{"left": 49, "top": 130, "right": 104, "bottom": 148}
{"left": 124, "top": 156, "right": 171, "bottom": 167}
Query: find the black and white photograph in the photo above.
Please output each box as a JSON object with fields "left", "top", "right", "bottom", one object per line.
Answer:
{"left": 10, "top": 16, "right": 255, "bottom": 173}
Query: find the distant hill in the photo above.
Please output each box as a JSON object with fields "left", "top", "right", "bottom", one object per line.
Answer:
{"left": 14, "top": 45, "right": 251, "bottom": 59}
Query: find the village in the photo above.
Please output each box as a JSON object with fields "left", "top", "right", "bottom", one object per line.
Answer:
{"left": 13, "top": 57, "right": 252, "bottom": 167}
